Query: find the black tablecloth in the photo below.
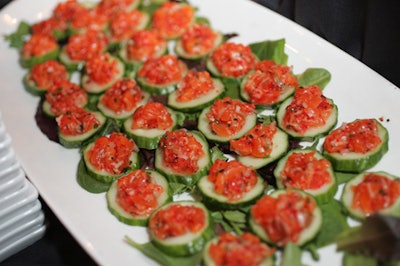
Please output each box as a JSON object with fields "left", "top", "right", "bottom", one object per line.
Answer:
{"left": 1, "top": 0, "right": 399, "bottom": 265}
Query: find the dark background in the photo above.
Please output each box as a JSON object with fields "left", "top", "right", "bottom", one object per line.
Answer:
{"left": 1, "top": 0, "right": 399, "bottom": 265}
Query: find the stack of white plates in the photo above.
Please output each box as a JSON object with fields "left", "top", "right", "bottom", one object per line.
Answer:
{"left": 0, "top": 114, "right": 46, "bottom": 262}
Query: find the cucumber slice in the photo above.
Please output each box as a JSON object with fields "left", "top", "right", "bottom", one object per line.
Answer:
{"left": 274, "top": 149, "right": 338, "bottom": 203}
{"left": 276, "top": 96, "right": 338, "bottom": 140}
{"left": 57, "top": 111, "right": 107, "bottom": 149}
{"left": 23, "top": 71, "right": 70, "bottom": 97}
{"left": 341, "top": 171, "right": 400, "bottom": 220}
{"left": 167, "top": 78, "right": 225, "bottom": 113}
{"left": 122, "top": 106, "right": 179, "bottom": 150}
{"left": 81, "top": 56, "right": 125, "bottom": 94}
{"left": 154, "top": 130, "right": 211, "bottom": 186}
{"left": 59, "top": 46, "right": 84, "bottom": 71}
{"left": 97, "top": 90, "right": 150, "bottom": 121}
{"left": 148, "top": 201, "right": 215, "bottom": 257}
{"left": 174, "top": 31, "right": 223, "bottom": 60}
{"left": 82, "top": 142, "right": 140, "bottom": 184}
{"left": 249, "top": 189, "right": 322, "bottom": 247}
{"left": 20, "top": 47, "right": 60, "bottom": 68}
{"left": 118, "top": 38, "right": 168, "bottom": 66}
{"left": 197, "top": 173, "right": 265, "bottom": 210}
{"left": 236, "top": 126, "right": 289, "bottom": 169}
{"left": 323, "top": 119, "right": 389, "bottom": 173}
{"left": 202, "top": 233, "right": 275, "bottom": 266}
{"left": 106, "top": 170, "right": 171, "bottom": 226}
{"left": 198, "top": 106, "right": 257, "bottom": 143}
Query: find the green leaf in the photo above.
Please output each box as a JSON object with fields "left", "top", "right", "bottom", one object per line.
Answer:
{"left": 296, "top": 68, "right": 331, "bottom": 89}
{"left": 342, "top": 252, "right": 378, "bottom": 266}
{"left": 210, "top": 146, "right": 228, "bottom": 163}
{"left": 249, "top": 38, "right": 288, "bottom": 65}
{"left": 281, "top": 242, "right": 305, "bottom": 266}
{"left": 335, "top": 171, "right": 358, "bottom": 185}
{"left": 221, "top": 210, "right": 247, "bottom": 224}
{"left": 336, "top": 214, "right": 400, "bottom": 261}
{"left": 4, "top": 21, "right": 31, "bottom": 49}
{"left": 76, "top": 159, "right": 110, "bottom": 193}
{"left": 169, "top": 182, "right": 192, "bottom": 195}
{"left": 125, "top": 236, "right": 204, "bottom": 266}
{"left": 221, "top": 77, "right": 241, "bottom": 99}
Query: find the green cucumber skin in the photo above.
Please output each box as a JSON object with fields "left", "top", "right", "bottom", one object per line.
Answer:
{"left": 202, "top": 237, "right": 275, "bottom": 266}
{"left": 249, "top": 189, "right": 322, "bottom": 247}
{"left": 122, "top": 107, "right": 179, "bottom": 150}
{"left": 274, "top": 149, "right": 338, "bottom": 204}
{"left": 323, "top": 120, "right": 389, "bottom": 173}
{"left": 276, "top": 97, "right": 338, "bottom": 140}
{"left": 236, "top": 127, "right": 289, "bottom": 170}
{"left": 167, "top": 78, "right": 225, "bottom": 114}
{"left": 83, "top": 143, "right": 140, "bottom": 184}
{"left": 106, "top": 170, "right": 172, "bottom": 226}
{"left": 197, "top": 174, "right": 265, "bottom": 211}
{"left": 136, "top": 77, "right": 179, "bottom": 95}
{"left": 20, "top": 47, "right": 60, "bottom": 68}
{"left": 149, "top": 201, "right": 215, "bottom": 257}
{"left": 197, "top": 106, "right": 257, "bottom": 143}
{"left": 341, "top": 171, "right": 400, "bottom": 221}
{"left": 239, "top": 71, "right": 296, "bottom": 109}
{"left": 154, "top": 131, "right": 211, "bottom": 186}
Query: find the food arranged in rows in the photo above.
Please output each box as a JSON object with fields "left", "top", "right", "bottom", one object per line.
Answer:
{"left": 6, "top": 0, "right": 399, "bottom": 265}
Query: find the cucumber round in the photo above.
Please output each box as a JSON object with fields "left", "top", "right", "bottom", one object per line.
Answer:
{"left": 81, "top": 56, "right": 125, "bottom": 94}
{"left": 57, "top": 111, "right": 107, "bottom": 149}
{"left": 82, "top": 142, "right": 140, "bottom": 184}
{"left": 174, "top": 31, "right": 223, "bottom": 60}
{"left": 59, "top": 46, "right": 84, "bottom": 71}
{"left": 249, "top": 189, "right": 322, "bottom": 247}
{"left": 202, "top": 234, "right": 275, "bottom": 266}
{"left": 198, "top": 106, "right": 257, "bottom": 144}
{"left": 236, "top": 126, "right": 289, "bottom": 169}
{"left": 148, "top": 201, "right": 214, "bottom": 257}
{"left": 23, "top": 71, "right": 70, "bottom": 97}
{"left": 106, "top": 170, "right": 171, "bottom": 226}
{"left": 323, "top": 119, "right": 389, "bottom": 173}
{"left": 118, "top": 39, "right": 169, "bottom": 66}
{"left": 122, "top": 106, "right": 179, "bottom": 150}
{"left": 341, "top": 171, "right": 400, "bottom": 220}
{"left": 97, "top": 90, "right": 150, "bottom": 121}
{"left": 274, "top": 149, "right": 338, "bottom": 203}
{"left": 167, "top": 78, "right": 225, "bottom": 113}
{"left": 197, "top": 173, "right": 265, "bottom": 210}
{"left": 239, "top": 70, "right": 296, "bottom": 109}
{"left": 154, "top": 130, "right": 211, "bottom": 186}
{"left": 276, "top": 96, "right": 338, "bottom": 140}
{"left": 20, "top": 46, "right": 60, "bottom": 68}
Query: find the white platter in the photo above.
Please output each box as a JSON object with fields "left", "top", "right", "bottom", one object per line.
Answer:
{"left": 0, "top": 0, "right": 399, "bottom": 265}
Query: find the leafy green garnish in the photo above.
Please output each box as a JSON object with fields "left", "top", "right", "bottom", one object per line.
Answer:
{"left": 125, "top": 236, "right": 204, "bottom": 266}
{"left": 335, "top": 171, "right": 358, "bottom": 185}
{"left": 297, "top": 68, "right": 331, "bottom": 89}
{"left": 249, "top": 38, "right": 288, "bottom": 65}
{"left": 211, "top": 209, "right": 248, "bottom": 235}
{"left": 210, "top": 145, "right": 228, "bottom": 162}
{"left": 220, "top": 77, "right": 241, "bottom": 100}
{"left": 281, "top": 242, "right": 305, "bottom": 266}
{"left": 76, "top": 159, "right": 110, "bottom": 193}
{"left": 4, "top": 21, "right": 31, "bottom": 49}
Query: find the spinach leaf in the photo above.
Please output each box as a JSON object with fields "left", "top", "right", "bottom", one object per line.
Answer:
{"left": 4, "top": 21, "right": 31, "bottom": 49}
{"left": 221, "top": 77, "right": 241, "bottom": 100}
{"left": 249, "top": 38, "right": 288, "bottom": 65}
{"left": 297, "top": 68, "right": 331, "bottom": 89}
{"left": 281, "top": 242, "right": 305, "bottom": 266}
{"left": 76, "top": 159, "right": 110, "bottom": 193}
{"left": 335, "top": 171, "right": 358, "bottom": 185}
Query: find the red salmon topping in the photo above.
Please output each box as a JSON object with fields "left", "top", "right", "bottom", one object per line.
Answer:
{"left": 52, "top": 0, "right": 87, "bottom": 23}
{"left": 45, "top": 80, "right": 88, "bottom": 116}
{"left": 251, "top": 191, "right": 316, "bottom": 246}
{"left": 100, "top": 78, "right": 143, "bottom": 114}
{"left": 29, "top": 60, "right": 69, "bottom": 90}
{"left": 87, "top": 132, "right": 137, "bottom": 174}
{"left": 116, "top": 170, "right": 164, "bottom": 216}
{"left": 209, "top": 232, "right": 275, "bottom": 266}
{"left": 324, "top": 119, "right": 382, "bottom": 154}
{"left": 151, "top": 2, "right": 194, "bottom": 39}
{"left": 351, "top": 173, "right": 400, "bottom": 215}
{"left": 176, "top": 70, "right": 214, "bottom": 102}
{"left": 211, "top": 42, "right": 257, "bottom": 78}
{"left": 70, "top": 7, "right": 108, "bottom": 32}
{"left": 126, "top": 30, "right": 167, "bottom": 62}
{"left": 206, "top": 97, "right": 255, "bottom": 137}
{"left": 66, "top": 30, "right": 108, "bottom": 61}
{"left": 56, "top": 108, "right": 100, "bottom": 136}
{"left": 280, "top": 150, "right": 332, "bottom": 190}
{"left": 282, "top": 85, "right": 333, "bottom": 134}
{"left": 208, "top": 159, "right": 258, "bottom": 201}
{"left": 31, "top": 17, "right": 67, "bottom": 38}
{"left": 138, "top": 55, "right": 187, "bottom": 86}
{"left": 230, "top": 122, "right": 277, "bottom": 158}
{"left": 131, "top": 102, "right": 173, "bottom": 130}
{"left": 85, "top": 53, "right": 120, "bottom": 85}
{"left": 159, "top": 129, "right": 204, "bottom": 175}
{"left": 22, "top": 34, "right": 58, "bottom": 58}
{"left": 149, "top": 203, "right": 206, "bottom": 240}
{"left": 109, "top": 9, "right": 146, "bottom": 42}
{"left": 244, "top": 60, "right": 298, "bottom": 105}
{"left": 181, "top": 24, "right": 218, "bottom": 56}
{"left": 97, "top": 0, "right": 138, "bottom": 17}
